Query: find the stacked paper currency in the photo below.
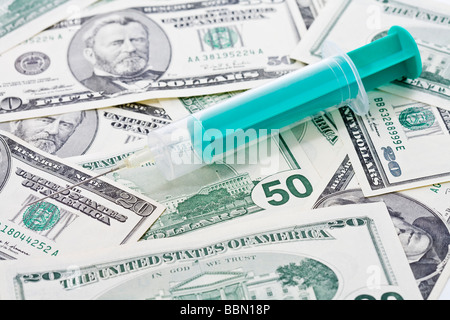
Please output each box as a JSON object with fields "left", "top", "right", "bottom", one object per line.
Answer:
{"left": 0, "top": 0, "right": 448, "bottom": 301}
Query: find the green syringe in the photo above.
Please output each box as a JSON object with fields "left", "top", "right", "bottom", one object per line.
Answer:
{"left": 121, "top": 26, "right": 423, "bottom": 180}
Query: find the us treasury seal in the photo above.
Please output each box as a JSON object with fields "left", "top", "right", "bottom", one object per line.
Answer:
{"left": 23, "top": 202, "right": 60, "bottom": 231}
{"left": 15, "top": 52, "right": 51, "bottom": 75}
{"left": 399, "top": 106, "right": 435, "bottom": 131}
{"left": 204, "top": 27, "right": 239, "bottom": 49}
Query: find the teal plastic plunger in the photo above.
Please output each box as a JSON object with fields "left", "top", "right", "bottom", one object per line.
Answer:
{"left": 123, "top": 26, "right": 422, "bottom": 180}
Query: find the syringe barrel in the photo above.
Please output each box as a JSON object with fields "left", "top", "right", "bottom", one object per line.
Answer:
{"left": 147, "top": 53, "right": 361, "bottom": 180}
{"left": 146, "top": 26, "right": 421, "bottom": 180}
{"left": 195, "top": 53, "right": 360, "bottom": 135}
{"left": 146, "top": 115, "right": 204, "bottom": 181}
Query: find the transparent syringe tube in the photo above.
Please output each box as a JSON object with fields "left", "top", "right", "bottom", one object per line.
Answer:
{"left": 132, "top": 52, "right": 366, "bottom": 180}
{"left": 124, "top": 26, "right": 421, "bottom": 181}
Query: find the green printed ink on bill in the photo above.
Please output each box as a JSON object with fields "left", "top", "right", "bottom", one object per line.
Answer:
{"left": 23, "top": 202, "right": 60, "bottom": 232}
{"left": 0, "top": 0, "right": 97, "bottom": 54}
{"left": 0, "top": 0, "right": 71, "bottom": 36}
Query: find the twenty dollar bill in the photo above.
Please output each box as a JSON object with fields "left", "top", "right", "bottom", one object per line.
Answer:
{"left": 0, "top": 130, "right": 164, "bottom": 260}
{"left": 333, "top": 90, "right": 450, "bottom": 196}
{"left": 0, "top": 202, "right": 422, "bottom": 300}
{"left": 311, "top": 152, "right": 450, "bottom": 299}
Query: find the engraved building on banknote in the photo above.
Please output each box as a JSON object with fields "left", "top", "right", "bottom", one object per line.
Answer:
{"left": 141, "top": 171, "right": 257, "bottom": 239}
{"left": 147, "top": 270, "right": 316, "bottom": 300}
{"left": 161, "top": 173, "right": 254, "bottom": 215}
{"left": 417, "top": 39, "right": 450, "bottom": 85}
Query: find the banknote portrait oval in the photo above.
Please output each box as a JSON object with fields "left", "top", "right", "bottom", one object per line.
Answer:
{"left": 0, "top": 109, "right": 98, "bottom": 158}
{"left": 314, "top": 189, "right": 450, "bottom": 299}
{"left": 53, "top": 109, "right": 99, "bottom": 158}
{"left": 23, "top": 202, "right": 60, "bottom": 232}
{"left": 68, "top": 9, "right": 171, "bottom": 95}
{"left": 14, "top": 52, "right": 51, "bottom": 75}
{"left": 0, "top": 136, "right": 12, "bottom": 193}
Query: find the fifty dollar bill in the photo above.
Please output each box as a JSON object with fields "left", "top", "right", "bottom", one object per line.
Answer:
{"left": 70, "top": 100, "right": 323, "bottom": 239}
{"left": 0, "top": 99, "right": 188, "bottom": 158}
{"left": 0, "top": 0, "right": 308, "bottom": 122}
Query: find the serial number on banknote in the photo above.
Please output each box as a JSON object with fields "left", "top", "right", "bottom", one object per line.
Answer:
{"left": 0, "top": 221, "right": 59, "bottom": 257}
{"left": 187, "top": 48, "right": 265, "bottom": 63}
{"left": 374, "top": 97, "right": 406, "bottom": 151}
{"left": 24, "top": 34, "right": 64, "bottom": 45}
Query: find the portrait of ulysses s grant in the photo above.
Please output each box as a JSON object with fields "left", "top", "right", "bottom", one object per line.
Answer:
{"left": 1, "top": 110, "right": 99, "bottom": 158}
{"left": 68, "top": 10, "right": 171, "bottom": 95}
